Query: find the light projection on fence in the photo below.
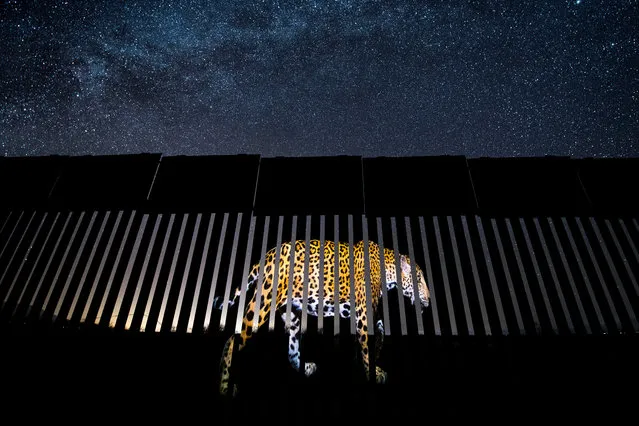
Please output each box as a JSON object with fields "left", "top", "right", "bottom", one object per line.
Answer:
{"left": 212, "top": 239, "right": 430, "bottom": 396}
{"left": 2, "top": 209, "right": 638, "bottom": 356}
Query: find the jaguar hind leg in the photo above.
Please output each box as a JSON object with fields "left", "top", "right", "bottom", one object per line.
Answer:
{"left": 219, "top": 335, "right": 236, "bottom": 397}
{"left": 218, "top": 283, "right": 273, "bottom": 397}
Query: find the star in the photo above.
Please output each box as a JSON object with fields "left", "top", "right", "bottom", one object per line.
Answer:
{"left": 0, "top": 1, "right": 636, "bottom": 158}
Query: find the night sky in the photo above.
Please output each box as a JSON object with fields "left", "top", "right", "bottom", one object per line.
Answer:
{"left": 0, "top": 0, "right": 637, "bottom": 158}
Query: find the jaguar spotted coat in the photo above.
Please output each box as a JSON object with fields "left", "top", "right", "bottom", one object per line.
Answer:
{"left": 215, "top": 239, "right": 430, "bottom": 396}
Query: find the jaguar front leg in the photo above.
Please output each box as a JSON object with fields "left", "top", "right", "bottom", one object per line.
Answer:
{"left": 374, "top": 318, "right": 387, "bottom": 384}
{"left": 355, "top": 302, "right": 387, "bottom": 384}
{"left": 280, "top": 308, "right": 317, "bottom": 377}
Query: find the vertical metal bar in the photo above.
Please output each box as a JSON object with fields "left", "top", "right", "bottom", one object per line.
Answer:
{"left": 0, "top": 211, "right": 13, "bottom": 236}
{"left": 13, "top": 212, "right": 60, "bottom": 318}
{"left": 95, "top": 211, "right": 137, "bottom": 325}
{"left": 285, "top": 216, "right": 298, "bottom": 330}
{"left": 219, "top": 212, "right": 244, "bottom": 331}
{"left": 334, "top": 217, "right": 342, "bottom": 411}
{"left": 66, "top": 211, "right": 109, "bottom": 321}
{"left": 301, "top": 215, "right": 311, "bottom": 334}
{"left": 204, "top": 212, "right": 229, "bottom": 331}
{"left": 390, "top": 217, "right": 408, "bottom": 336}
{"left": 53, "top": 211, "right": 98, "bottom": 322}
{"left": 548, "top": 217, "right": 591, "bottom": 334}
{"left": 2, "top": 212, "right": 48, "bottom": 311}
{"left": 347, "top": 214, "right": 356, "bottom": 334}
{"left": 633, "top": 219, "right": 639, "bottom": 247}
{"left": 405, "top": 217, "right": 424, "bottom": 335}
{"left": 575, "top": 217, "right": 622, "bottom": 331}
{"left": 140, "top": 213, "right": 175, "bottom": 332}
{"left": 81, "top": 210, "right": 124, "bottom": 324}
{"left": 333, "top": 214, "right": 340, "bottom": 336}
{"left": 418, "top": 216, "right": 441, "bottom": 335}
{"left": 520, "top": 218, "right": 559, "bottom": 334}
{"left": 234, "top": 214, "right": 257, "bottom": 334}
{"left": 0, "top": 210, "right": 36, "bottom": 292}
{"left": 505, "top": 218, "right": 541, "bottom": 334}
{"left": 41, "top": 211, "right": 86, "bottom": 317}
{"left": 252, "top": 216, "right": 270, "bottom": 332}
{"left": 171, "top": 213, "right": 202, "bottom": 332}
{"left": 491, "top": 218, "right": 525, "bottom": 335}
{"left": 476, "top": 216, "right": 509, "bottom": 335}
{"left": 376, "top": 218, "right": 391, "bottom": 337}
{"left": 606, "top": 219, "right": 639, "bottom": 297}
{"left": 27, "top": 212, "right": 73, "bottom": 318}
{"left": 589, "top": 218, "right": 639, "bottom": 331}
{"left": 461, "top": 216, "right": 490, "bottom": 335}
{"left": 109, "top": 214, "right": 149, "bottom": 328}
{"left": 268, "top": 216, "right": 284, "bottom": 332}
{"left": 318, "top": 215, "right": 325, "bottom": 334}
{"left": 127, "top": 214, "right": 163, "bottom": 330}
{"left": 362, "top": 215, "right": 374, "bottom": 335}
{"left": 433, "top": 216, "right": 456, "bottom": 335}
{"left": 621, "top": 219, "right": 639, "bottom": 295}
{"left": 447, "top": 216, "right": 474, "bottom": 336}
{"left": 533, "top": 217, "right": 575, "bottom": 334}
{"left": 0, "top": 210, "right": 24, "bottom": 263}
{"left": 562, "top": 217, "right": 606, "bottom": 334}
{"left": 155, "top": 213, "right": 188, "bottom": 332}
{"left": 187, "top": 213, "right": 214, "bottom": 333}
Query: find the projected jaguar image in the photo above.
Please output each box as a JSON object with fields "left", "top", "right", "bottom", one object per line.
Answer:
{"left": 212, "top": 239, "right": 430, "bottom": 396}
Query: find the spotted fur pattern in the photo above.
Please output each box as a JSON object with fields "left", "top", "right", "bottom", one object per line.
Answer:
{"left": 217, "top": 239, "right": 430, "bottom": 396}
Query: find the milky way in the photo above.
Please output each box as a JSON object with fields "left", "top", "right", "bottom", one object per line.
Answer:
{"left": 0, "top": 0, "right": 637, "bottom": 158}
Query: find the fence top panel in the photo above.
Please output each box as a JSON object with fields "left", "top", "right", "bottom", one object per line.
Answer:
{"left": 4, "top": 154, "right": 639, "bottom": 217}
{"left": 0, "top": 155, "right": 67, "bottom": 209}
{"left": 148, "top": 154, "right": 260, "bottom": 212}
{"left": 48, "top": 154, "right": 162, "bottom": 210}
{"left": 253, "top": 156, "right": 364, "bottom": 216}
{"left": 577, "top": 157, "right": 639, "bottom": 216}
{"left": 363, "top": 155, "right": 477, "bottom": 217}
{"left": 468, "top": 156, "right": 590, "bottom": 217}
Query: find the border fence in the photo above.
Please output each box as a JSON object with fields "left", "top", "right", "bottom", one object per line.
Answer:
{"left": 1, "top": 154, "right": 637, "bottom": 421}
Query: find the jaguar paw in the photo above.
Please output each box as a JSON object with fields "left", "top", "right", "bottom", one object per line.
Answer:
{"left": 304, "top": 362, "right": 318, "bottom": 377}
{"left": 375, "top": 366, "right": 388, "bottom": 384}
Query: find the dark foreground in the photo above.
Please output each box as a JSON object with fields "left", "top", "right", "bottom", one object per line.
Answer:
{"left": 3, "top": 321, "right": 637, "bottom": 424}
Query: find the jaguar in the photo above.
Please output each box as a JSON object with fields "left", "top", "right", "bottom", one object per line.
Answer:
{"left": 214, "top": 239, "right": 430, "bottom": 396}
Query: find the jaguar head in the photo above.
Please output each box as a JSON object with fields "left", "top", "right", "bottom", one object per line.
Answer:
{"left": 400, "top": 254, "right": 430, "bottom": 312}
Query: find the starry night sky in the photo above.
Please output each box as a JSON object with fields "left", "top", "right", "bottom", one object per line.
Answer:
{"left": 0, "top": 0, "right": 637, "bottom": 158}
